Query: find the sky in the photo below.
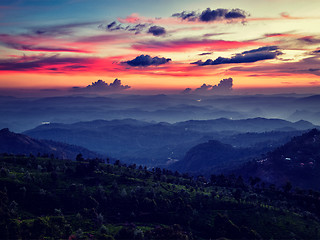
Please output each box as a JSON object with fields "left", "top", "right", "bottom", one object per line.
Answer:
{"left": 1, "top": 0, "right": 320, "bottom": 95}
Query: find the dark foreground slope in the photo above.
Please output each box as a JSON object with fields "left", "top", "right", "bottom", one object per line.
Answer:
{"left": 0, "top": 128, "right": 101, "bottom": 160}
{"left": 238, "top": 129, "right": 320, "bottom": 190}
{"left": 1, "top": 155, "right": 320, "bottom": 239}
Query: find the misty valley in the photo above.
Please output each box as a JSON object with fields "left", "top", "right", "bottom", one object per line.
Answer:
{"left": 1, "top": 93, "right": 320, "bottom": 239}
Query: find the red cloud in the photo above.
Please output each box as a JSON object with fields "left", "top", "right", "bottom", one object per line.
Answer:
{"left": 118, "top": 13, "right": 143, "bottom": 24}
{"left": 0, "top": 54, "right": 131, "bottom": 75}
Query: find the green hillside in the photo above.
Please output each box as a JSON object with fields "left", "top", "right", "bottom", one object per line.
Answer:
{"left": 1, "top": 154, "right": 320, "bottom": 239}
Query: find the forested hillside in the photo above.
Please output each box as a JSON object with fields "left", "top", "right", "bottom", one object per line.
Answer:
{"left": 1, "top": 154, "right": 320, "bottom": 239}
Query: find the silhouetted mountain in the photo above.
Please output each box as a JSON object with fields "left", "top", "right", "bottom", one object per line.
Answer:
{"left": 23, "top": 118, "right": 316, "bottom": 166}
{"left": 237, "top": 129, "right": 320, "bottom": 190}
{"left": 171, "top": 140, "right": 256, "bottom": 174}
{"left": 0, "top": 128, "right": 101, "bottom": 160}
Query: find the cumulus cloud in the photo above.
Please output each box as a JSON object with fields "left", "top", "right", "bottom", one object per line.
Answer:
{"left": 125, "top": 55, "right": 171, "bottom": 67}
{"left": 194, "top": 83, "right": 213, "bottom": 93}
{"left": 192, "top": 46, "right": 282, "bottom": 66}
{"left": 148, "top": 26, "right": 166, "bottom": 36}
{"left": 211, "top": 77, "right": 233, "bottom": 93}
{"left": 72, "top": 79, "right": 130, "bottom": 93}
{"left": 172, "top": 8, "right": 248, "bottom": 22}
{"left": 185, "top": 78, "right": 233, "bottom": 94}
{"left": 182, "top": 87, "right": 192, "bottom": 94}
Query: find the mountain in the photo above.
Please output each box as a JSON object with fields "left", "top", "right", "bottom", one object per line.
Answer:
{"left": 23, "top": 117, "right": 316, "bottom": 166}
{"left": 237, "top": 129, "right": 320, "bottom": 190}
{"left": 0, "top": 128, "right": 102, "bottom": 160}
{"left": 171, "top": 140, "right": 267, "bottom": 174}
{"left": 2, "top": 94, "right": 320, "bottom": 133}
{"left": 173, "top": 117, "right": 316, "bottom": 133}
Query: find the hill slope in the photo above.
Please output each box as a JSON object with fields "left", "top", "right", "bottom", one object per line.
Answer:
{"left": 238, "top": 129, "right": 320, "bottom": 190}
{"left": 172, "top": 140, "right": 257, "bottom": 174}
{"left": 0, "top": 128, "right": 102, "bottom": 160}
{"left": 1, "top": 154, "right": 320, "bottom": 239}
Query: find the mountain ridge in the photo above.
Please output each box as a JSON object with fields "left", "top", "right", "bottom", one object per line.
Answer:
{"left": 236, "top": 128, "right": 320, "bottom": 190}
{"left": 0, "top": 128, "right": 102, "bottom": 160}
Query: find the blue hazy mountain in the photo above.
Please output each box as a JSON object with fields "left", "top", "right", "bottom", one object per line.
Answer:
{"left": 23, "top": 118, "right": 316, "bottom": 166}
{"left": 1, "top": 94, "right": 320, "bottom": 133}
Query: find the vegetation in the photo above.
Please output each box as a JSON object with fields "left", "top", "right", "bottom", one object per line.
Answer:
{"left": 1, "top": 154, "right": 320, "bottom": 239}
{"left": 239, "top": 129, "right": 320, "bottom": 190}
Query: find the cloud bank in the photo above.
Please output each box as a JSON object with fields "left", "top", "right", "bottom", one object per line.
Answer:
{"left": 101, "top": 21, "right": 166, "bottom": 37}
{"left": 193, "top": 46, "right": 282, "bottom": 66}
{"left": 184, "top": 78, "right": 233, "bottom": 94}
{"left": 125, "top": 55, "right": 171, "bottom": 67}
{"left": 148, "top": 26, "right": 166, "bottom": 36}
{"left": 72, "top": 79, "right": 130, "bottom": 93}
{"left": 172, "top": 8, "right": 248, "bottom": 22}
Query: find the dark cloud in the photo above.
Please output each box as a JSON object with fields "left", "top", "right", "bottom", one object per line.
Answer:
{"left": 241, "top": 46, "right": 279, "bottom": 54}
{"left": 311, "top": 49, "right": 320, "bottom": 54}
{"left": 107, "top": 21, "right": 117, "bottom": 29}
{"left": 203, "top": 33, "right": 227, "bottom": 38}
{"left": 308, "top": 68, "right": 320, "bottom": 72}
{"left": 172, "top": 11, "right": 198, "bottom": 21}
{"left": 102, "top": 21, "right": 165, "bottom": 35}
{"left": 172, "top": 8, "right": 248, "bottom": 22}
{"left": 198, "top": 52, "right": 212, "bottom": 56}
{"left": 193, "top": 78, "right": 233, "bottom": 94}
{"left": 0, "top": 34, "right": 90, "bottom": 53}
{"left": 0, "top": 55, "right": 93, "bottom": 71}
{"left": 128, "top": 24, "right": 148, "bottom": 34}
{"left": 6, "top": 44, "right": 89, "bottom": 53}
{"left": 100, "top": 21, "right": 149, "bottom": 34}
{"left": 125, "top": 55, "right": 171, "bottom": 67}
{"left": 72, "top": 79, "right": 130, "bottom": 93}
{"left": 229, "top": 56, "right": 320, "bottom": 77}
{"left": 298, "top": 36, "right": 320, "bottom": 44}
{"left": 147, "top": 26, "right": 166, "bottom": 36}
{"left": 192, "top": 46, "right": 282, "bottom": 66}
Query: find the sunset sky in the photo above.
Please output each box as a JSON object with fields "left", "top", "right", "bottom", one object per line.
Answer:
{"left": 1, "top": 0, "right": 320, "bottom": 94}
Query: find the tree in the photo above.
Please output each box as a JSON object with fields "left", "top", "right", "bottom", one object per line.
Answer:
{"left": 283, "top": 181, "right": 292, "bottom": 193}
{"left": 232, "top": 188, "right": 242, "bottom": 202}
{"left": 76, "top": 153, "right": 84, "bottom": 162}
